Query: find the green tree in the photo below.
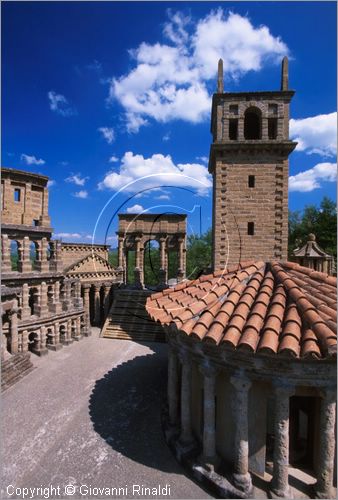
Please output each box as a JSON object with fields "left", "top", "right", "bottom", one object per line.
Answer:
{"left": 288, "top": 197, "right": 337, "bottom": 259}
{"left": 186, "top": 228, "right": 212, "bottom": 279}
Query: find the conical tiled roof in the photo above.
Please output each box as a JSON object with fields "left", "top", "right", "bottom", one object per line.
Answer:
{"left": 146, "top": 261, "right": 337, "bottom": 360}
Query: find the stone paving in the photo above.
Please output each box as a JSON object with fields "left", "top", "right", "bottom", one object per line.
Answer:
{"left": 1, "top": 329, "right": 211, "bottom": 500}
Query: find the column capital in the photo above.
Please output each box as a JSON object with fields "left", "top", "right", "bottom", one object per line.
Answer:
{"left": 272, "top": 378, "right": 295, "bottom": 397}
{"left": 230, "top": 373, "right": 251, "bottom": 392}
{"left": 199, "top": 362, "right": 218, "bottom": 379}
{"left": 319, "top": 386, "right": 336, "bottom": 402}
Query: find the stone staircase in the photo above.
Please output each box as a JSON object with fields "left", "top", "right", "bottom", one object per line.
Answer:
{"left": 1, "top": 352, "right": 35, "bottom": 391}
{"left": 101, "top": 289, "right": 166, "bottom": 343}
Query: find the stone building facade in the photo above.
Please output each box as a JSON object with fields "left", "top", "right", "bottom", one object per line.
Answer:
{"left": 117, "top": 213, "right": 187, "bottom": 288}
{"left": 209, "top": 57, "right": 297, "bottom": 269}
{"left": 1, "top": 167, "right": 122, "bottom": 389}
{"left": 62, "top": 242, "right": 123, "bottom": 326}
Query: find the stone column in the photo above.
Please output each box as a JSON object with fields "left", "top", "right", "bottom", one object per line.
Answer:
{"left": 270, "top": 382, "right": 294, "bottom": 498}
{"left": 49, "top": 240, "right": 63, "bottom": 272}
{"left": 93, "top": 284, "right": 101, "bottom": 325}
{"left": 103, "top": 283, "right": 111, "bottom": 319}
{"left": 159, "top": 237, "right": 167, "bottom": 287}
{"left": 74, "top": 280, "right": 83, "bottom": 308}
{"left": 9, "top": 300, "right": 19, "bottom": 354}
{"left": 33, "top": 286, "right": 41, "bottom": 316}
{"left": 62, "top": 280, "right": 72, "bottom": 311}
{"left": 200, "top": 365, "right": 218, "bottom": 469}
{"left": 177, "top": 237, "right": 185, "bottom": 282}
{"left": 49, "top": 281, "right": 62, "bottom": 314}
{"left": 21, "top": 283, "right": 31, "bottom": 320}
{"left": 21, "top": 330, "right": 29, "bottom": 352}
{"left": 230, "top": 374, "right": 253, "bottom": 494}
{"left": 1, "top": 234, "right": 11, "bottom": 273}
{"left": 53, "top": 322, "right": 62, "bottom": 350}
{"left": 73, "top": 316, "right": 82, "bottom": 341}
{"left": 35, "top": 237, "right": 49, "bottom": 272}
{"left": 82, "top": 284, "right": 90, "bottom": 315}
{"left": 66, "top": 319, "right": 73, "bottom": 345}
{"left": 35, "top": 282, "right": 49, "bottom": 316}
{"left": 178, "top": 350, "right": 194, "bottom": 446}
{"left": 118, "top": 236, "right": 124, "bottom": 268}
{"left": 167, "top": 346, "right": 179, "bottom": 426}
{"left": 134, "top": 237, "right": 142, "bottom": 287}
{"left": 315, "top": 388, "right": 336, "bottom": 499}
{"left": 37, "top": 326, "right": 48, "bottom": 356}
{"left": 18, "top": 237, "right": 31, "bottom": 273}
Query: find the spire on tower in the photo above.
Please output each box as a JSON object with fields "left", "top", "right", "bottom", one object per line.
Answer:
{"left": 281, "top": 56, "right": 289, "bottom": 91}
{"left": 217, "top": 58, "right": 224, "bottom": 93}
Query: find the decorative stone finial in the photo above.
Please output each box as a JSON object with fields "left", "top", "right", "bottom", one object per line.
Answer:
{"left": 217, "top": 58, "right": 224, "bottom": 93}
{"left": 308, "top": 233, "right": 316, "bottom": 241}
{"left": 281, "top": 56, "right": 288, "bottom": 91}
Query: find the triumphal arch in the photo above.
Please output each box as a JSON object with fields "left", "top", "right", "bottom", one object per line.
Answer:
{"left": 117, "top": 213, "right": 187, "bottom": 288}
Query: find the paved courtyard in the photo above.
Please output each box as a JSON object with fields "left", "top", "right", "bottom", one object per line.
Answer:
{"left": 1, "top": 329, "right": 211, "bottom": 499}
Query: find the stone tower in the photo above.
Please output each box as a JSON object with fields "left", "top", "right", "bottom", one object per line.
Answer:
{"left": 209, "top": 57, "right": 297, "bottom": 269}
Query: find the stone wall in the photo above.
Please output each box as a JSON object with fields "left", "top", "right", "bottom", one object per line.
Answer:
{"left": 61, "top": 243, "right": 110, "bottom": 270}
{"left": 1, "top": 167, "right": 51, "bottom": 228}
{"left": 212, "top": 156, "right": 289, "bottom": 269}
{"left": 118, "top": 213, "right": 187, "bottom": 236}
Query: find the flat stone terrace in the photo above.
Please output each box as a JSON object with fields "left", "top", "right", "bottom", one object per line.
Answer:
{"left": 1, "top": 329, "right": 210, "bottom": 500}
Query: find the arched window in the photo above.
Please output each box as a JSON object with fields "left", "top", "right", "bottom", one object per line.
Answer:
{"left": 244, "top": 107, "right": 262, "bottom": 140}
{"left": 10, "top": 240, "right": 20, "bottom": 271}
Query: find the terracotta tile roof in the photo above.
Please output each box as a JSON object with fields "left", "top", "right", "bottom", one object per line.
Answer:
{"left": 146, "top": 261, "right": 337, "bottom": 360}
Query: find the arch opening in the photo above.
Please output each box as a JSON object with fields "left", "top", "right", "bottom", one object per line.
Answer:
{"left": 244, "top": 107, "right": 262, "bottom": 140}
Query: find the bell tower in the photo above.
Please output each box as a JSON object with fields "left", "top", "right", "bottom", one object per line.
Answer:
{"left": 209, "top": 57, "right": 297, "bottom": 269}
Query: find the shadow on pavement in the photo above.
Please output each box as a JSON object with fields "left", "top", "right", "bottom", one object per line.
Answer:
{"left": 88, "top": 343, "right": 180, "bottom": 474}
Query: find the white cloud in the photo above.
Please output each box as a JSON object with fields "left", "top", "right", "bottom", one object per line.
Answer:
{"left": 126, "top": 204, "right": 145, "bottom": 213}
{"left": 21, "top": 154, "right": 45, "bottom": 166}
{"left": 162, "top": 132, "right": 171, "bottom": 141}
{"left": 109, "top": 9, "right": 288, "bottom": 132}
{"left": 290, "top": 112, "right": 337, "bottom": 157}
{"left": 156, "top": 194, "right": 170, "bottom": 200}
{"left": 65, "top": 173, "right": 89, "bottom": 186}
{"left": 47, "top": 180, "right": 56, "bottom": 188}
{"left": 73, "top": 190, "right": 88, "bottom": 199}
{"left": 196, "top": 156, "right": 208, "bottom": 164}
{"left": 59, "top": 161, "right": 69, "bottom": 166}
{"left": 98, "top": 151, "right": 212, "bottom": 195}
{"left": 289, "top": 162, "right": 337, "bottom": 192}
{"left": 48, "top": 91, "right": 76, "bottom": 117}
{"left": 98, "top": 127, "right": 115, "bottom": 144}
{"left": 109, "top": 155, "right": 119, "bottom": 163}
{"left": 54, "top": 232, "right": 82, "bottom": 239}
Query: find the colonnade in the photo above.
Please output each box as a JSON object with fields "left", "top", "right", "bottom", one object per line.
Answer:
{"left": 19, "top": 279, "right": 83, "bottom": 320}
{"left": 117, "top": 234, "right": 186, "bottom": 287}
{"left": 167, "top": 346, "right": 336, "bottom": 499}
{"left": 1, "top": 234, "right": 63, "bottom": 273}
{"left": 82, "top": 281, "right": 113, "bottom": 326}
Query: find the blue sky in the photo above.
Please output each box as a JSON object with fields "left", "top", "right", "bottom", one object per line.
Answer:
{"left": 2, "top": 1, "right": 337, "bottom": 247}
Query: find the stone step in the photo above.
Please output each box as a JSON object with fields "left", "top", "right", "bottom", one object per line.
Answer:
{"left": 1, "top": 353, "right": 35, "bottom": 391}
{"left": 101, "top": 288, "right": 165, "bottom": 343}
